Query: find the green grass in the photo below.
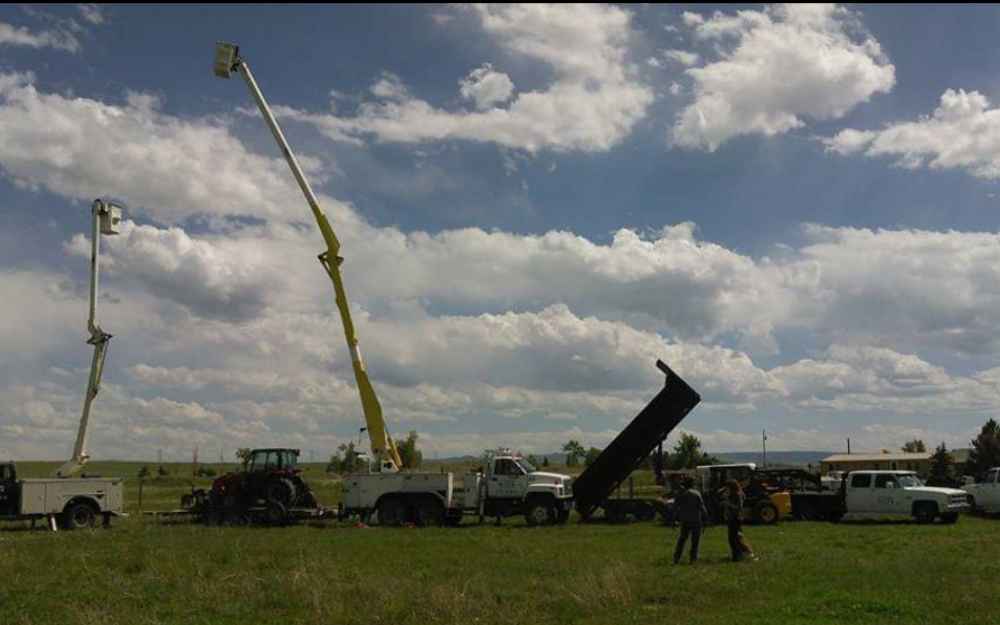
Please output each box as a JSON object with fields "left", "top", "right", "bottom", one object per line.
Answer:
{"left": 3, "top": 464, "right": 999, "bottom": 625}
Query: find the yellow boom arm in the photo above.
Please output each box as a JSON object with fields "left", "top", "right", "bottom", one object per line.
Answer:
{"left": 216, "top": 43, "right": 401, "bottom": 472}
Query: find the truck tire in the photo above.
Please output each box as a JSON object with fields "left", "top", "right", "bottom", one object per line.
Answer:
{"left": 62, "top": 501, "right": 97, "bottom": 530}
{"left": 753, "top": 501, "right": 779, "bottom": 525}
{"left": 525, "top": 499, "right": 555, "bottom": 526}
{"left": 414, "top": 498, "right": 445, "bottom": 527}
{"left": 913, "top": 502, "right": 937, "bottom": 524}
{"left": 941, "top": 512, "right": 959, "bottom": 524}
{"left": 378, "top": 497, "right": 406, "bottom": 527}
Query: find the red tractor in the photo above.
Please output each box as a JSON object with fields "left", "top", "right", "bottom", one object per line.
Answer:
{"left": 183, "top": 448, "right": 322, "bottom": 525}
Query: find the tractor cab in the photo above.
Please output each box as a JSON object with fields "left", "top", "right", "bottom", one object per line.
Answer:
{"left": 246, "top": 448, "right": 300, "bottom": 474}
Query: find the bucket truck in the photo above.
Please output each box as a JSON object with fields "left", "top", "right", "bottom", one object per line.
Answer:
{"left": 213, "top": 43, "right": 703, "bottom": 527}
{"left": 0, "top": 199, "right": 125, "bottom": 531}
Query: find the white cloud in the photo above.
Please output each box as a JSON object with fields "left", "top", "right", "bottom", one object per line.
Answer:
{"left": 76, "top": 4, "right": 105, "bottom": 25}
{"left": 0, "top": 20, "right": 80, "bottom": 52}
{"left": 0, "top": 73, "right": 332, "bottom": 224}
{"left": 673, "top": 4, "right": 894, "bottom": 151}
{"left": 663, "top": 49, "right": 699, "bottom": 66}
{"left": 286, "top": 3, "right": 654, "bottom": 153}
{"left": 459, "top": 63, "right": 515, "bottom": 110}
{"left": 823, "top": 88, "right": 1000, "bottom": 179}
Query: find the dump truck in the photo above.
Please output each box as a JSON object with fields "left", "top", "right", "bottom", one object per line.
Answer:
{"left": 571, "top": 360, "right": 701, "bottom": 523}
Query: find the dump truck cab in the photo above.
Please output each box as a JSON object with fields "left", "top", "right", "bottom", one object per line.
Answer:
{"left": 465, "top": 450, "right": 574, "bottom": 525}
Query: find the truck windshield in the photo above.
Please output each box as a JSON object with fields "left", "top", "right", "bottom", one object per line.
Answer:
{"left": 515, "top": 458, "right": 536, "bottom": 473}
{"left": 897, "top": 474, "right": 922, "bottom": 487}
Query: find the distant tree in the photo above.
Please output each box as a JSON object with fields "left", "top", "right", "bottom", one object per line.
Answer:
{"left": 967, "top": 419, "right": 1000, "bottom": 477}
{"left": 928, "top": 443, "right": 954, "bottom": 486}
{"left": 328, "top": 442, "right": 365, "bottom": 474}
{"left": 157, "top": 465, "right": 169, "bottom": 477}
{"left": 562, "top": 440, "right": 585, "bottom": 467}
{"left": 526, "top": 454, "right": 539, "bottom": 467}
{"left": 195, "top": 466, "right": 217, "bottom": 478}
{"left": 584, "top": 447, "right": 602, "bottom": 467}
{"left": 902, "top": 439, "right": 927, "bottom": 453}
{"left": 137, "top": 465, "right": 150, "bottom": 479}
{"left": 542, "top": 456, "right": 550, "bottom": 468}
{"left": 235, "top": 448, "right": 252, "bottom": 468}
{"left": 397, "top": 431, "right": 423, "bottom": 469}
{"left": 670, "top": 433, "right": 709, "bottom": 470}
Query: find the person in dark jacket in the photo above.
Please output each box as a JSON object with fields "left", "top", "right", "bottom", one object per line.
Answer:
{"left": 722, "top": 479, "right": 757, "bottom": 562}
{"left": 672, "top": 476, "right": 709, "bottom": 564}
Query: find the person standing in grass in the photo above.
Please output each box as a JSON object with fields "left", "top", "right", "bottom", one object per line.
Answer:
{"left": 723, "top": 480, "right": 757, "bottom": 562}
{"left": 672, "top": 476, "right": 709, "bottom": 565}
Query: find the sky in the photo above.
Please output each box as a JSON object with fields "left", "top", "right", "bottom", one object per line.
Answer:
{"left": 1, "top": 4, "right": 999, "bottom": 462}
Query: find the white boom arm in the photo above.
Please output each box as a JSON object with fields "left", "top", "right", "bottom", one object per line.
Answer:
{"left": 55, "top": 199, "right": 121, "bottom": 478}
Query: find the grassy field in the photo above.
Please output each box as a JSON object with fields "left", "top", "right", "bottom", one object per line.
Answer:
{"left": 3, "top": 462, "right": 999, "bottom": 625}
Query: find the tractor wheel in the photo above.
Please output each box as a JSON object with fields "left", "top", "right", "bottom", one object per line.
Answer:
{"left": 414, "top": 499, "right": 445, "bottom": 527}
{"left": 525, "top": 499, "right": 554, "bottom": 526}
{"left": 753, "top": 501, "right": 779, "bottom": 525}
{"left": 266, "top": 478, "right": 297, "bottom": 507}
{"left": 378, "top": 498, "right": 406, "bottom": 527}
{"left": 62, "top": 502, "right": 97, "bottom": 530}
{"left": 265, "top": 501, "right": 288, "bottom": 526}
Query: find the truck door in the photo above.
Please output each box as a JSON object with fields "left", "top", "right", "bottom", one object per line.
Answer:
{"left": 873, "top": 473, "right": 906, "bottom": 513}
{"left": 488, "top": 459, "right": 527, "bottom": 499}
{"left": 846, "top": 473, "right": 873, "bottom": 512}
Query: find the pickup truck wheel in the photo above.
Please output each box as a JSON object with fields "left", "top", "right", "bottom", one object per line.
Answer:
{"left": 525, "top": 500, "right": 554, "bottom": 526}
{"left": 914, "top": 503, "right": 936, "bottom": 524}
{"left": 63, "top": 502, "right": 97, "bottom": 530}
{"left": 753, "top": 501, "right": 779, "bottom": 525}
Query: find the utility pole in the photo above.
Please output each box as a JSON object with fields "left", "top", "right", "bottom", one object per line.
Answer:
{"left": 847, "top": 438, "right": 851, "bottom": 455}
{"left": 762, "top": 429, "right": 767, "bottom": 468}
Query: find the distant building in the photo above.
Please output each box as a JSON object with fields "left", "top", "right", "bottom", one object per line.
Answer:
{"left": 821, "top": 452, "right": 932, "bottom": 477}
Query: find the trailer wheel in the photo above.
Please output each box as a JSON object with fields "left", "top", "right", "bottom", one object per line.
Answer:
{"left": 753, "top": 501, "right": 779, "bottom": 525}
{"left": 265, "top": 501, "right": 288, "bottom": 526}
{"left": 62, "top": 501, "right": 97, "bottom": 530}
{"left": 525, "top": 499, "right": 554, "bottom": 526}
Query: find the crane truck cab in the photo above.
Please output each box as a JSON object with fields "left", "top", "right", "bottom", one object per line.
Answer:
{"left": 463, "top": 449, "right": 573, "bottom": 525}
{"left": 965, "top": 467, "right": 1000, "bottom": 514}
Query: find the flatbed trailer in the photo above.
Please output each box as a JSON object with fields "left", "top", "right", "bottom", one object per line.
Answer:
{"left": 572, "top": 360, "right": 701, "bottom": 522}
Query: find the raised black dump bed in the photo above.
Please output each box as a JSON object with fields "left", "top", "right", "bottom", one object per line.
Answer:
{"left": 573, "top": 360, "right": 701, "bottom": 521}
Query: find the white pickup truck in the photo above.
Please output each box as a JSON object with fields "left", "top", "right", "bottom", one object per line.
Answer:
{"left": 840, "top": 470, "right": 968, "bottom": 523}
{"left": 965, "top": 467, "right": 1000, "bottom": 514}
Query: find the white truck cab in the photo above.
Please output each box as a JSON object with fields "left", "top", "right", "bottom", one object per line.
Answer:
{"left": 844, "top": 470, "right": 968, "bottom": 523}
{"left": 965, "top": 467, "right": 1000, "bottom": 514}
{"left": 463, "top": 451, "right": 573, "bottom": 525}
